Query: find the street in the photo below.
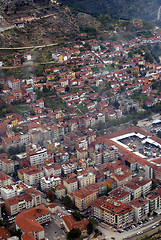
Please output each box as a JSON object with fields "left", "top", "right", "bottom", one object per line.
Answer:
{"left": 97, "top": 215, "right": 161, "bottom": 240}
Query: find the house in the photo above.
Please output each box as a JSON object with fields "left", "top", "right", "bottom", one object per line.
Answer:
{"left": 62, "top": 214, "right": 89, "bottom": 235}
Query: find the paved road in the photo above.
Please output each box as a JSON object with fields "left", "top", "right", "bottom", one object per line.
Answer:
{"left": 97, "top": 215, "right": 161, "bottom": 240}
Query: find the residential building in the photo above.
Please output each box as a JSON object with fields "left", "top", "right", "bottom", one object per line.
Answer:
{"left": 62, "top": 214, "right": 89, "bottom": 234}
{"left": 110, "top": 171, "right": 132, "bottom": 187}
{"left": 108, "top": 187, "right": 131, "bottom": 203}
{"left": 2, "top": 136, "right": 20, "bottom": 151}
{"left": 130, "top": 198, "right": 149, "bottom": 222}
{"left": 27, "top": 144, "right": 48, "bottom": 166}
{"left": 145, "top": 190, "right": 160, "bottom": 212}
{"left": 75, "top": 188, "right": 97, "bottom": 211}
{"left": 40, "top": 175, "right": 61, "bottom": 191}
{"left": 124, "top": 177, "right": 152, "bottom": 199}
{"left": 1, "top": 158, "right": 14, "bottom": 174}
{"left": 15, "top": 205, "right": 51, "bottom": 240}
{"left": 63, "top": 178, "right": 78, "bottom": 194}
{"left": 77, "top": 172, "right": 96, "bottom": 189}
{"left": 97, "top": 198, "right": 134, "bottom": 228}
{"left": 0, "top": 172, "right": 12, "bottom": 188}
{"left": 18, "top": 166, "right": 44, "bottom": 186}
{"left": 55, "top": 185, "right": 66, "bottom": 199}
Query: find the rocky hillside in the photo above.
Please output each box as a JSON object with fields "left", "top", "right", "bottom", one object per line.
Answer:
{"left": 0, "top": 1, "right": 102, "bottom": 47}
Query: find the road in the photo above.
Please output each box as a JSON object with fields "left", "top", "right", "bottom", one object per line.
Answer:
{"left": 0, "top": 42, "right": 58, "bottom": 50}
{"left": 97, "top": 215, "right": 161, "bottom": 240}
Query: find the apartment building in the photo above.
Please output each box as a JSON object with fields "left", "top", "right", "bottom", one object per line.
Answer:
{"left": 111, "top": 171, "right": 132, "bottom": 187}
{"left": 15, "top": 205, "right": 51, "bottom": 240}
{"left": 145, "top": 190, "right": 160, "bottom": 212}
{"left": 2, "top": 136, "right": 20, "bottom": 151}
{"left": 55, "top": 185, "right": 66, "bottom": 199}
{"left": 63, "top": 178, "right": 78, "bottom": 194}
{"left": 5, "top": 194, "right": 34, "bottom": 216}
{"left": 0, "top": 172, "right": 12, "bottom": 188}
{"left": 77, "top": 172, "right": 96, "bottom": 189}
{"left": 18, "top": 166, "right": 44, "bottom": 186}
{"left": 75, "top": 188, "right": 97, "bottom": 211}
{"left": 40, "top": 175, "right": 61, "bottom": 191}
{"left": 1, "top": 158, "right": 14, "bottom": 175}
{"left": 100, "top": 198, "right": 134, "bottom": 228}
{"left": 1, "top": 182, "right": 27, "bottom": 200}
{"left": 124, "top": 177, "right": 152, "bottom": 199}
{"left": 27, "top": 144, "right": 48, "bottom": 166}
{"left": 108, "top": 187, "right": 131, "bottom": 203}
{"left": 130, "top": 198, "right": 149, "bottom": 222}
{"left": 90, "top": 151, "right": 102, "bottom": 166}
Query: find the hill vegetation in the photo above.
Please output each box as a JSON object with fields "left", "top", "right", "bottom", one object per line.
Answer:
{"left": 61, "top": 0, "right": 161, "bottom": 21}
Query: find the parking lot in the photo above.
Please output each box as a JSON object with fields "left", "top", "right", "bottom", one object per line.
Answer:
{"left": 44, "top": 216, "right": 66, "bottom": 240}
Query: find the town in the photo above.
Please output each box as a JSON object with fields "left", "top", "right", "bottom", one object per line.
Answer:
{"left": 0, "top": 21, "right": 161, "bottom": 240}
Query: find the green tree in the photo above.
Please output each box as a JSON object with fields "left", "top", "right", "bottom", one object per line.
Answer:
{"left": 62, "top": 196, "right": 74, "bottom": 209}
{"left": 72, "top": 211, "right": 84, "bottom": 221}
{"left": 87, "top": 221, "right": 93, "bottom": 235}
{"left": 67, "top": 228, "right": 81, "bottom": 240}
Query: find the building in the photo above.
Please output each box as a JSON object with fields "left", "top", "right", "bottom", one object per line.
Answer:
{"left": 1, "top": 182, "right": 27, "bottom": 200}
{"left": 130, "top": 198, "right": 149, "bottom": 222}
{"left": 5, "top": 188, "right": 42, "bottom": 216}
{"left": 55, "top": 185, "right": 66, "bottom": 199}
{"left": 27, "top": 144, "right": 48, "bottom": 166}
{"left": 94, "top": 197, "right": 134, "bottom": 228}
{"left": 2, "top": 136, "right": 20, "bottom": 151}
{"left": 145, "top": 190, "right": 160, "bottom": 212}
{"left": 77, "top": 172, "right": 96, "bottom": 189}
{"left": 0, "top": 172, "right": 12, "bottom": 188}
{"left": 75, "top": 188, "right": 97, "bottom": 211}
{"left": 124, "top": 177, "right": 152, "bottom": 199}
{"left": 5, "top": 194, "right": 34, "bottom": 216}
{"left": 40, "top": 175, "right": 61, "bottom": 191}
{"left": 110, "top": 171, "right": 132, "bottom": 187}
{"left": 18, "top": 166, "right": 44, "bottom": 186}
{"left": 1, "top": 158, "right": 14, "bottom": 175}
{"left": 108, "top": 187, "right": 131, "bottom": 203}
{"left": 62, "top": 214, "right": 89, "bottom": 234}
{"left": 15, "top": 205, "right": 51, "bottom": 240}
{"left": 63, "top": 178, "right": 78, "bottom": 194}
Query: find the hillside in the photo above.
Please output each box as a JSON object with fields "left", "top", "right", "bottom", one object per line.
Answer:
{"left": 61, "top": 0, "right": 161, "bottom": 21}
{"left": 0, "top": 1, "right": 102, "bottom": 47}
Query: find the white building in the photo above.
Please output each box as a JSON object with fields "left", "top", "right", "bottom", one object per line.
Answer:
{"left": 40, "top": 175, "right": 61, "bottom": 191}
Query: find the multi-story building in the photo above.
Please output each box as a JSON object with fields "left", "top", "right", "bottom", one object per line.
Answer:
{"left": 124, "top": 177, "right": 152, "bottom": 199}
{"left": 2, "top": 136, "right": 20, "bottom": 151}
{"left": 145, "top": 190, "right": 160, "bottom": 212}
{"left": 19, "top": 132, "right": 31, "bottom": 146}
{"left": 0, "top": 172, "right": 12, "bottom": 188}
{"left": 15, "top": 205, "right": 51, "bottom": 240}
{"left": 75, "top": 188, "right": 97, "bottom": 211}
{"left": 40, "top": 175, "right": 61, "bottom": 191}
{"left": 108, "top": 187, "right": 131, "bottom": 203}
{"left": 77, "top": 172, "right": 96, "bottom": 189}
{"left": 27, "top": 144, "right": 48, "bottom": 166}
{"left": 90, "top": 151, "right": 102, "bottom": 166}
{"left": 1, "top": 182, "right": 27, "bottom": 200}
{"left": 130, "top": 198, "right": 149, "bottom": 222}
{"left": 18, "top": 166, "right": 44, "bottom": 186}
{"left": 8, "top": 79, "right": 20, "bottom": 90}
{"left": 62, "top": 163, "right": 77, "bottom": 175}
{"left": 5, "top": 187, "right": 42, "bottom": 216}
{"left": 1, "top": 158, "right": 14, "bottom": 175}
{"left": 93, "top": 197, "right": 134, "bottom": 228}
{"left": 110, "top": 171, "right": 132, "bottom": 187}
{"left": 55, "top": 185, "right": 66, "bottom": 199}
{"left": 63, "top": 178, "right": 78, "bottom": 194}
{"left": 5, "top": 194, "right": 34, "bottom": 216}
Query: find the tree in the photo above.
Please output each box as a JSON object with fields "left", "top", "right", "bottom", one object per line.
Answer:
{"left": 46, "top": 191, "right": 53, "bottom": 200}
{"left": 72, "top": 211, "right": 84, "bottom": 221}
{"left": 67, "top": 228, "right": 81, "bottom": 240}
{"left": 62, "top": 196, "right": 74, "bottom": 209}
{"left": 87, "top": 221, "right": 93, "bottom": 235}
